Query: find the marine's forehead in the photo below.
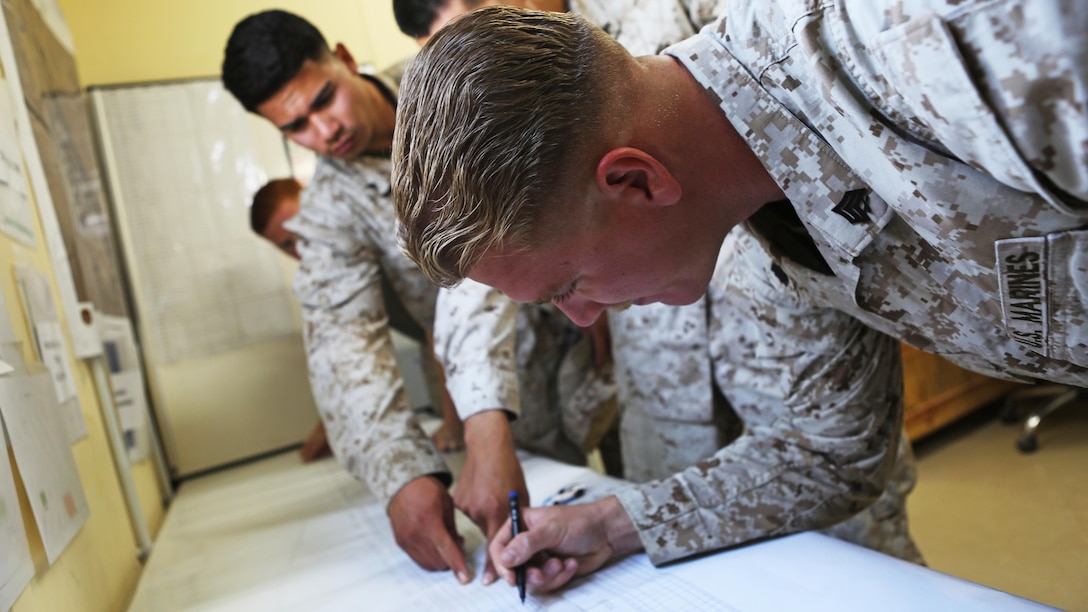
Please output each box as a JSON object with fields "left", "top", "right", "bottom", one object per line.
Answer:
{"left": 256, "top": 59, "right": 331, "bottom": 126}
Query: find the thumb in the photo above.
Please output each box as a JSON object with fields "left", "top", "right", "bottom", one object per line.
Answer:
{"left": 500, "top": 525, "right": 541, "bottom": 568}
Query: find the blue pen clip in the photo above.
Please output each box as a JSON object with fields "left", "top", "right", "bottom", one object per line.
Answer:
{"left": 543, "top": 482, "right": 587, "bottom": 506}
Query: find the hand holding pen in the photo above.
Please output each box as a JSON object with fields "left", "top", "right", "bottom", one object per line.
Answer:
{"left": 490, "top": 496, "right": 642, "bottom": 594}
{"left": 450, "top": 412, "right": 528, "bottom": 586}
{"left": 508, "top": 492, "right": 527, "bottom": 603}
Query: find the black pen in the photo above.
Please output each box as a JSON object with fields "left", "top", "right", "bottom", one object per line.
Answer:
{"left": 508, "top": 491, "right": 527, "bottom": 603}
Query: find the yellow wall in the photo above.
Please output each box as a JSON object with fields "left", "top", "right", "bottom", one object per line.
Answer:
{"left": 57, "top": 0, "right": 419, "bottom": 87}
{"left": 1, "top": 95, "right": 165, "bottom": 612}
{"left": 4, "top": 3, "right": 415, "bottom": 610}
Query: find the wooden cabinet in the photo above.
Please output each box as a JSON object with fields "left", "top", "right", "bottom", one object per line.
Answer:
{"left": 901, "top": 344, "right": 1021, "bottom": 441}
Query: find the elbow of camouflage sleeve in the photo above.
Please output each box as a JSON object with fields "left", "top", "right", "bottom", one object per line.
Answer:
{"left": 612, "top": 432, "right": 900, "bottom": 567}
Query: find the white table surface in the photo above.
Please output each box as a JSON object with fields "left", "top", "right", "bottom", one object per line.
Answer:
{"left": 128, "top": 449, "right": 1053, "bottom": 611}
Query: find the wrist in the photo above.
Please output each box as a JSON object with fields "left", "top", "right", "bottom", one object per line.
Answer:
{"left": 390, "top": 473, "right": 447, "bottom": 508}
{"left": 464, "top": 409, "right": 514, "bottom": 448}
{"left": 595, "top": 496, "right": 642, "bottom": 556}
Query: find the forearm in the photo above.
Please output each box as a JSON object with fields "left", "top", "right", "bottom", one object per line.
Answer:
{"left": 305, "top": 309, "right": 450, "bottom": 503}
{"left": 289, "top": 166, "right": 452, "bottom": 503}
{"left": 435, "top": 282, "right": 521, "bottom": 421}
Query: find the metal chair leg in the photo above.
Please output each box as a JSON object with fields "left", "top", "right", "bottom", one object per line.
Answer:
{"left": 1016, "top": 388, "right": 1081, "bottom": 454}
{"left": 1006, "top": 384, "right": 1072, "bottom": 405}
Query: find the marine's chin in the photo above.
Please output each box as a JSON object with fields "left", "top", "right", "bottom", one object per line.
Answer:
{"left": 608, "top": 301, "right": 636, "bottom": 313}
{"left": 641, "top": 284, "right": 704, "bottom": 307}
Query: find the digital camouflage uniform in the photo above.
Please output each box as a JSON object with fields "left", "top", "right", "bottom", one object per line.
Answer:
{"left": 435, "top": 280, "right": 602, "bottom": 465}
{"left": 612, "top": 250, "right": 922, "bottom": 564}
{"left": 573, "top": 0, "right": 731, "bottom": 485}
{"left": 430, "top": 0, "right": 736, "bottom": 462}
{"left": 582, "top": 0, "right": 923, "bottom": 562}
{"left": 612, "top": 0, "right": 1086, "bottom": 565}
{"left": 289, "top": 65, "right": 596, "bottom": 504}
{"left": 569, "top": 0, "right": 728, "bottom": 55}
{"left": 289, "top": 148, "right": 446, "bottom": 504}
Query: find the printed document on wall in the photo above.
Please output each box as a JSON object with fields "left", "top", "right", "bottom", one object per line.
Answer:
{"left": 14, "top": 264, "right": 86, "bottom": 442}
{"left": 0, "top": 421, "right": 34, "bottom": 611}
{"left": 0, "top": 281, "right": 18, "bottom": 376}
{"left": 0, "top": 371, "right": 89, "bottom": 564}
{"left": 0, "top": 77, "right": 36, "bottom": 246}
{"left": 99, "top": 314, "right": 150, "bottom": 462}
{"left": 35, "top": 323, "right": 79, "bottom": 411}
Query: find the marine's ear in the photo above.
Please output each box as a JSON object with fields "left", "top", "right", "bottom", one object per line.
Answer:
{"left": 333, "top": 43, "right": 358, "bottom": 73}
{"left": 595, "top": 147, "right": 681, "bottom": 208}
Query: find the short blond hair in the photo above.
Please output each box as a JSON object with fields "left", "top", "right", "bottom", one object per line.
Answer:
{"left": 393, "top": 6, "right": 621, "bottom": 287}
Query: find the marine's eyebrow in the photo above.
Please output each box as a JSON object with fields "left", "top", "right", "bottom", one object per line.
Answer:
{"left": 277, "top": 81, "right": 334, "bottom": 132}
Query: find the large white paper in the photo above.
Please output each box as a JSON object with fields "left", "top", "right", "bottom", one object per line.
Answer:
{"left": 0, "top": 371, "right": 89, "bottom": 564}
{"left": 129, "top": 453, "right": 1050, "bottom": 612}
{"left": 0, "top": 423, "right": 34, "bottom": 611}
{"left": 128, "top": 454, "right": 725, "bottom": 611}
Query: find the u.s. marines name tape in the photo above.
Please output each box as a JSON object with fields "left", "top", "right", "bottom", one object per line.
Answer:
{"left": 997, "top": 237, "right": 1048, "bottom": 354}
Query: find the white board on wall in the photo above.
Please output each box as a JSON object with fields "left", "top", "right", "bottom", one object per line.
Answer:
{"left": 90, "top": 79, "right": 319, "bottom": 476}
{"left": 93, "top": 81, "right": 298, "bottom": 366}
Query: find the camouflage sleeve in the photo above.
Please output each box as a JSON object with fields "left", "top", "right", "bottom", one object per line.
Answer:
{"left": 434, "top": 280, "right": 521, "bottom": 421}
{"left": 613, "top": 227, "right": 902, "bottom": 564}
{"left": 292, "top": 194, "right": 449, "bottom": 506}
